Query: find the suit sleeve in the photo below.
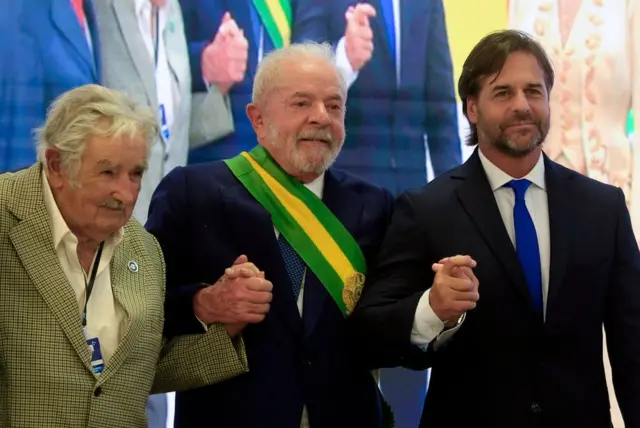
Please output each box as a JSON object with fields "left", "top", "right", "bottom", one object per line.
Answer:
{"left": 145, "top": 167, "right": 211, "bottom": 337}
{"left": 150, "top": 234, "right": 248, "bottom": 393}
{"left": 604, "top": 188, "right": 640, "bottom": 426}
{"left": 349, "top": 191, "right": 435, "bottom": 370}
{"left": 423, "top": 0, "right": 461, "bottom": 178}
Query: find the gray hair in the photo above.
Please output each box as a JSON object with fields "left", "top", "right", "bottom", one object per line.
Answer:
{"left": 36, "top": 84, "right": 159, "bottom": 176}
{"left": 251, "top": 41, "right": 347, "bottom": 106}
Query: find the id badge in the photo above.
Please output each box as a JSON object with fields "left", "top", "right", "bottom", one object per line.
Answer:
{"left": 86, "top": 337, "right": 105, "bottom": 374}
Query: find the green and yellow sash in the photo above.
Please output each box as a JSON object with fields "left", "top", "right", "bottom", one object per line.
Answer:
{"left": 225, "top": 145, "right": 366, "bottom": 316}
{"left": 253, "top": 0, "right": 292, "bottom": 49}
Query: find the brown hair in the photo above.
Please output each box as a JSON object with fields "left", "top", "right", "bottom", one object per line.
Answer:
{"left": 458, "top": 30, "right": 554, "bottom": 146}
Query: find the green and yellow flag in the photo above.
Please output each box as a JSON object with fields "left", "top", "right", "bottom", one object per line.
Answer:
{"left": 253, "top": 0, "right": 292, "bottom": 49}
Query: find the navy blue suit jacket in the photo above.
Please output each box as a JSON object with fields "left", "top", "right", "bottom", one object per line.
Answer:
{"left": 300, "top": 0, "right": 461, "bottom": 194}
{"left": 146, "top": 158, "right": 394, "bottom": 428}
{"left": 0, "top": 0, "right": 101, "bottom": 173}
{"left": 352, "top": 150, "right": 640, "bottom": 427}
{"left": 179, "top": 0, "right": 325, "bottom": 164}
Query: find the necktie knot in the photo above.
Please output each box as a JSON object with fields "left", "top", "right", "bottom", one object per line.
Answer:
{"left": 505, "top": 179, "right": 532, "bottom": 202}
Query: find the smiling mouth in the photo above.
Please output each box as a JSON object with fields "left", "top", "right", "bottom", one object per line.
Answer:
{"left": 507, "top": 123, "right": 535, "bottom": 128}
{"left": 298, "top": 138, "right": 329, "bottom": 144}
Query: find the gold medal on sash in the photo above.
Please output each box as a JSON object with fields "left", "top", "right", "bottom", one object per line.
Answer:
{"left": 342, "top": 272, "right": 366, "bottom": 315}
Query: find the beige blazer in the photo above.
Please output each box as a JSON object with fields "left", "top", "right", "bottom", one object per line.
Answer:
{"left": 0, "top": 165, "right": 247, "bottom": 427}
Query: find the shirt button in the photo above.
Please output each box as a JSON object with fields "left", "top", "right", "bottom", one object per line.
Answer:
{"left": 94, "top": 387, "right": 103, "bottom": 397}
{"left": 530, "top": 402, "right": 541, "bottom": 414}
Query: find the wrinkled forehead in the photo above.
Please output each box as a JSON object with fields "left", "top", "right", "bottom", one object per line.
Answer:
{"left": 82, "top": 134, "right": 149, "bottom": 171}
{"left": 480, "top": 52, "right": 548, "bottom": 94}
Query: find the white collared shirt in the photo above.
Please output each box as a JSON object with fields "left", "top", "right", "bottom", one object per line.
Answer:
{"left": 42, "top": 171, "right": 128, "bottom": 365}
{"left": 410, "top": 149, "right": 550, "bottom": 349}
{"left": 135, "top": 0, "right": 179, "bottom": 153}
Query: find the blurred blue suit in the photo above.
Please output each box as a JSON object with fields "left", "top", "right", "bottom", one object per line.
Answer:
{"left": 302, "top": 0, "right": 461, "bottom": 195}
{"left": 179, "top": 0, "right": 324, "bottom": 164}
{"left": 0, "top": 0, "right": 101, "bottom": 173}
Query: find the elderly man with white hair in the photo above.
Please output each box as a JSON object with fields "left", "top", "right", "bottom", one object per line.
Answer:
{"left": 146, "top": 41, "right": 396, "bottom": 428}
{"left": 0, "top": 84, "right": 273, "bottom": 427}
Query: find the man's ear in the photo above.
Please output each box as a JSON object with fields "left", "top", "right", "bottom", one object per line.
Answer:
{"left": 465, "top": 97, "right": 479, "bottom": 125}
{"left": 44, "top": 147, "right": 65, "bottom": 189}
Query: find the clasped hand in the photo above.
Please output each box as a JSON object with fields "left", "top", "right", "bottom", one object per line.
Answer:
{"left": 194, "top": 255, "right": 273, "bottom": 337}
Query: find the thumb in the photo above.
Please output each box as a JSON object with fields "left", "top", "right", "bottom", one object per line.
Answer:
{"left": 233, "top": 255, "right": 248, "bottom": 265}
{"left": 221, "top": 11, "right": 232, "bottom": 24}
{"left": 353, "top": 3, "right": 376, "bottom": 25}
{"left": 441, "top": 255, "right": 477, "bottom": 276}
{"left": 227, "top": 20, "right": 241, "bottom": 36}
{"left": 439, "top": 257, "right": 457, "bottom": 277}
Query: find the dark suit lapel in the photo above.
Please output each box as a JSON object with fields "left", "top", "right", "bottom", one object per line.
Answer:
{"left": 454, "top": 151, "right": 534, "bottom": 310}
{"left": 221, "top": 185, "right": 304, "bottom": 338}
{"left": 544, "top": 158, "right": 572, "bottom": 323}
{"left": 302, "top": 170, "right": 364, "bottom": 336}
{"left": 50, "top": 0, "right": 96, "bottom": 81}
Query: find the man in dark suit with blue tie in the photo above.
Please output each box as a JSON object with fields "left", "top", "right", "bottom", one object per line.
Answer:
{"left": 350, "top": 30, "right": 640, "bottom": 427}
{"left": 146, "top": 41, "right": 395, "bottom": 428}
{"left": 0, "top": 0, "right": 101, "bottom": 173}
{"left": 178, "top": 0, "right": 326, "bottom": 164}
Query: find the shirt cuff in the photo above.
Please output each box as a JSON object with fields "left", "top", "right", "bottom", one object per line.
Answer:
{"left": 335, "top": 36, "right": 359, "bottom": 88}
{"left": 410, "top": 289, "right": 465, "bottom": 351}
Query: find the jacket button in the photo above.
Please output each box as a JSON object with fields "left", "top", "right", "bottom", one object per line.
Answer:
{"left": 94, "top": 387, "right": 103, "bottom": 397}
{"left": 530, "top": 402, "right": 541, "bottom": 413}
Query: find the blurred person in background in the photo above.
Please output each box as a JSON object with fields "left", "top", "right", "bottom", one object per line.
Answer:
{"left": 0, "top": 84, "right": 259, "bottom": 427}
{"left": 94, "top": 0, "right": 235, "bottom": 426}
{"left": 0, "top": 0, "right": 102, "bottom": 173}
{"left": 177, "top": 0, "right": 328, "bottom": 165}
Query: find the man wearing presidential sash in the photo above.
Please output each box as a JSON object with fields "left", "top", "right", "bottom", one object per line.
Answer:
{"left": 146, "top": 41, "right": 395, "bottom": 427}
